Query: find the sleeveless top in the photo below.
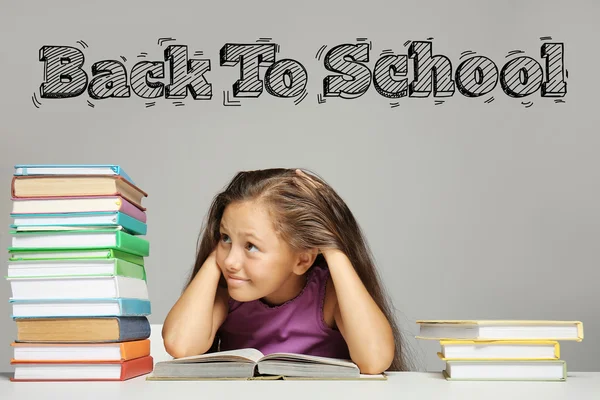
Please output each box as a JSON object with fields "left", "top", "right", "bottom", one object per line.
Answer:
{"left": 216, "top": 263, "right": 351, "bottom": 360}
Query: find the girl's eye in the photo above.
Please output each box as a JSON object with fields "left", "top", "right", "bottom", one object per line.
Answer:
{"left": 221, "top": 234, "right": 231, "bottom": 243}
{"left": 246, "top": 243, "right": 259, "bottom": 252}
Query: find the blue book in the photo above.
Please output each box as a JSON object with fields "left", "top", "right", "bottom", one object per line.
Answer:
{"left": 14, "top": 316, "right": 151, "bottom": 343}
{"left": 9, "top": 298, "right": 151, "bottom": 318}
{"left": 14, "top": 164, "right": 135, "bottom": 185}
{"left": 10, "top": 211, "right": 147, "bottom": 235}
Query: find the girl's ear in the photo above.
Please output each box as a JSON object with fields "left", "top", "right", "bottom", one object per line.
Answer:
{"left": 293, "top": 248, "right": 319, "bottom": 275}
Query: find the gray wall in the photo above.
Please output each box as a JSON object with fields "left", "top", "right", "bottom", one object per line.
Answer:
{"left": 1, "top": 0, "right": 598, "bottom": 372}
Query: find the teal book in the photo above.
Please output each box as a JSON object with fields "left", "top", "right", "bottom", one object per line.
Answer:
{"left": 10, "top": 298, "right": 151, "bottom": 318}
{"left": 10, "top": 211, "right": 147, "bottom": 235}
{"left": 9, "top": 229, "right": 149, "bottom": 257}
{"left": 14, "top": 164, "right": 135, "bottom": 185}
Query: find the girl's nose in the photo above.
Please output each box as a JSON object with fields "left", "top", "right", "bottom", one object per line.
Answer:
{"left": 223, "top": 248, "right": 243, "bottom": 272}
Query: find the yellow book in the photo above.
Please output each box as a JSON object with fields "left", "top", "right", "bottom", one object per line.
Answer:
{"left": 416, "top": 320, "right": 583, "bottom": 341}
{"left": 437, "top": 340, "right": 560, "bottom": 360}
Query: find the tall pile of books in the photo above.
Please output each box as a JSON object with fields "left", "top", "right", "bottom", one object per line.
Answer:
{"left": 416, "top": 319, "right": 584, "bottom": 381}
{"left": 6, "top": 164, "right": 154, "bottom": 381}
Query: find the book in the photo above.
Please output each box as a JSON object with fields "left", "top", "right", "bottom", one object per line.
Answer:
{"left": 416, "top": 320, "right": 583, "bottom": 341}
{"left": 8, "top": 248, "right": 144, "bottom": 265}
{"left": 442, "top": 359, "right": 567, "bottom": 381}
{"left": 11, "top": 211, "right": 147, "bottom": 235}
{"left": 7, "top": 257, "right": 145, "bottom": 280}
{"left": 11, "top": 175, "right": 147, "bottom": 209}
{"left": 437, "top": 340, "right": 560, "bottom": 360}
{"left": 10, "top": 355, "right": 154, "bottom": 381}
{"left": 147, "top": 348, "right": 387, "bottom": 381}
{"left": 14, "top": 316, "right": 151, "bottom": 342}
{"left": 14, "top": 164, "right": 135, "bottom": 184}
{"left": 11, "top": 195, "right": 147, "bottom": 217}
{"left": 11, "top": 339, "right": 150, "bottom": 361}
{"left": 10, "top": 298, "right": 151, "bottom": 318}
{"left": 9, "top": 229, "right": 150, "bottom": 257}
{"left": 8, "top": 275, "right": 149, "bottom": 300}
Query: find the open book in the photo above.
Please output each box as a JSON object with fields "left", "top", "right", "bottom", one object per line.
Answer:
{"left": 146, "top": 348, "right": 387, "bottom": 381}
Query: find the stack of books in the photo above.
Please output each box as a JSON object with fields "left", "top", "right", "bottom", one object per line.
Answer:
{"left": 6, "top": 164, "right": 154, "bottom": 381}
{"left": 416, "top": 319, "right": 584, "bottom": 381}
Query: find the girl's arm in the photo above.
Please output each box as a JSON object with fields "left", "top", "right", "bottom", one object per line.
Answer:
{"left": 324, "top": 249, "right": 395, "bottom": 374}
{"left": 162, "top": 251, "right": 229, "bottom": 358}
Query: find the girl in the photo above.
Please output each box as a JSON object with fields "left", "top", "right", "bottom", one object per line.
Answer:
{"left": 162, "top": 168, "right": 410, "bottom": 374}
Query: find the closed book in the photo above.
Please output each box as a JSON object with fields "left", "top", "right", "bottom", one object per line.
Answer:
{"left": 10, "top": 355, "right": 154, "bottom": 381}
{"left": 11, "top": 195, "right": 147, "bottom": 217}
{"left": 8, "top": 248, "right": 144, "bottom": 266}
{"left": 11, "top": 175, "right": 147, "bottom": 210}
{"left": 10, "top": 298, "right": 151, "bottom": 318}
{"left": 10, "top": 229, "right": 150, "bottom": 257}
{"left": 416, "top": 320, "right": 584, "bottom": 341}
{"left": 437, "top": 340, "right": 560, "bottom": 360}
{"left": 14, "top": 164, "right": 135, "bottom": 185}
{"left": 7, "top": 257, "right": 146, "bottom": 280}
{"left": 11, "top": 339, "right": 150, "bottom": 361}
{"left": 14, "top": 316, "right": 151, "bottom": 343}
{"left": 442, "top": 359, "right": 567, "bottom": 381}
{"left": 11, "top": 211, "right": 147, "bottom": 235}
{"left": 8, "top": 275, "right": 149, "bottom": 300}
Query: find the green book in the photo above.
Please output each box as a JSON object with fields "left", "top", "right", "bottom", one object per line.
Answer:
{"left": 8, "top": 248, "right": 144, "bottom": 266}
{"left": 6, "top": 257, "right": 146, "bottom": 281}
{"left": 9, "top": 229, "right": 149, "bottom": 257}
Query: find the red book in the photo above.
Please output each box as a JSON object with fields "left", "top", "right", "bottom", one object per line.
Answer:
{"left": 10, "top": 355, "right": 153, "bottom": 381}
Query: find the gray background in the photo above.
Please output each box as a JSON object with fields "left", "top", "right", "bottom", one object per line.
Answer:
{"left": 1, "top": 0, "right": 598, "bottom": 373}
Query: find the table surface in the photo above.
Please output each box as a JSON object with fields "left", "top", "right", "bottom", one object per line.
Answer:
{"left": 2, "top": 371, "right": 599, "bottom": 400}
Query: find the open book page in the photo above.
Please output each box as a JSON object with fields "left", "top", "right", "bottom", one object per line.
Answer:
{"left": 258, "top": 352, "right": 358, "bottom": 368}
{"left": 166, "top": 348, "right": 265, "bottom": 364}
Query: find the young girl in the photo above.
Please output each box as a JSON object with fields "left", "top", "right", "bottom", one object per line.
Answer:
{"left": 162, "top": 168, "right": 410, "bottom": 374}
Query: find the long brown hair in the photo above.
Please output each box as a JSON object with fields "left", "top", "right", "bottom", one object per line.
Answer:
{"left": 186, "top": 168, "right": 412, "bottom": 371}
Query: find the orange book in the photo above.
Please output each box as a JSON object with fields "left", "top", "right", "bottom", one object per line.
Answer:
{"left": 10, "top": 355, "right": 154, "bottom": 381}
{"left": 11, "top": 339, "right": 150, "bottom": 362}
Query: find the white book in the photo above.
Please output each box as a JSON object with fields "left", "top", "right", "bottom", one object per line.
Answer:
{"left": 438, "top": 340, "right": 560, "bottom": 360}
{"left": 444, "top": 360, "right": 566, "bottom": 381}
{"left": 12, "top": 231, "right": 119, "bottom": 249}
{"left": 416, "top": 320, "right": 583, "bottom": 341}
{"left": 10, "top": 250, "right": 123, "bottom": 260}
{"left": 12, "top": 197, "right": 128, "bottom": 214}
{"left": 13, "top": 363, "right": 128, "bottom": 380}
{"left": 12, "top": 341, "right": 148, "bottom": 361}
{"left": 7, "top": 258, "right": 143, "bottom": 279}
{"left": 8, "top": 276, "right": 148, "bottom": 300}
{"left": 13, "top": 214, "right": 121, "bottom": 226}
{"left": 10, "top": 298, "right": 150, "bottom": 318}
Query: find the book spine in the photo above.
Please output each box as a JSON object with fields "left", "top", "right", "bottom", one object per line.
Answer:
{"left": 114, "top": 259, "right": 146, "bottom": 281}
{"left": 116, "top": 316, "right": 151, "bottom": 341}
{"left": 118, "top": 198, "right": 147, "bottom": 221}
{"left": 116, "top": 213, "right": 147, "bottom": 235}
{"left": 109, "top": 249, "right": 144, "bottom": 266}
{"left": 119, "top": 298, "right": 151, "bottom": 316}
{"left": 115, "top": 231, "right": 149, "bottom": 257}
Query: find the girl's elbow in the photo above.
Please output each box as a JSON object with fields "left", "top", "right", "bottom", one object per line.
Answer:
{"left": 357, "top": 343, "right": 395, "bottom": 374}
{"left": 162, "top": 332, "right": 210, "bottom": 359}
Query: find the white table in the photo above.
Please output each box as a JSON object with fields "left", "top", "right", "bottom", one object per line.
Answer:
{"left": 2, "top": 372, "right": 599, "bottom": 399}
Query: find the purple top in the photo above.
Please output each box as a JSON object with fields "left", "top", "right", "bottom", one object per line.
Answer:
{"left": 217, "top": 263, "right": 351, "bottom": 360}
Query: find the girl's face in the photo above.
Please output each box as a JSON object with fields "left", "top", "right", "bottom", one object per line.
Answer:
{"left": 215, "top": 200, "right": 305, "bottom": 304}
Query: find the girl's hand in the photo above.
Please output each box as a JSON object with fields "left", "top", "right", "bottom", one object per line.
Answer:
{"left": 320, "top": 247, "right": 345, "bottom": 260}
